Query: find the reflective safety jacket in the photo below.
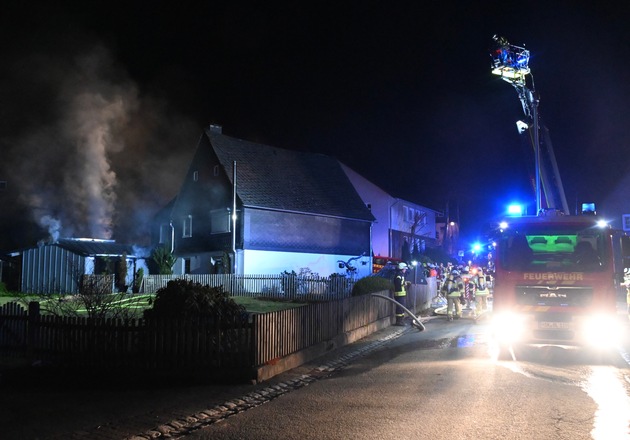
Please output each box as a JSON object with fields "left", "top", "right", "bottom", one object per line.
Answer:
{"left": 394, "top": 273, "right": 406, "bottom": 297}
{"left": 442, "top": 275, "right": 463, "bottom": 297}
{"left": 474, "top": 274, "right": 490, "bottom": 296}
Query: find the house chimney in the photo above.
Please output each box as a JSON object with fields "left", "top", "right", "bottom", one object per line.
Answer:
{"left": 209, "top": 124, "right": 222, "bottom": 134}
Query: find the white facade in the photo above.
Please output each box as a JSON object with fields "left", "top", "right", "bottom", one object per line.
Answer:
{"left": 172, "top": 250, "right": 371, "bottom": 278}
{"left": 340, "top": 163, "right": 439, "bottom": 259}
{"left": 242, "top": 249, "right": 372, "bottom": 278}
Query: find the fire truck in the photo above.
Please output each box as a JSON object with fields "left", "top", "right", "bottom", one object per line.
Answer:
{"left": 491, "top": 210, "right": 629, "bottom": 356}
{"left": 488, "top": 36, "right": 630, "bottom": 356}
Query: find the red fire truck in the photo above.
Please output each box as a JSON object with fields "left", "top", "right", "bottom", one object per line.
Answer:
{"left": 491, "top": 210, "right": 629, "bottom": 357}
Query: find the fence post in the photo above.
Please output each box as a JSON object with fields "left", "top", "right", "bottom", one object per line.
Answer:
{"left": 27, "top": 301, "right": 40, "bottom": 361}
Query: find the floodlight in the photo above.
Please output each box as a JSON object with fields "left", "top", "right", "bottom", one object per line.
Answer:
{"left": 516, "top": 120, "right": 529, "bottom": 134}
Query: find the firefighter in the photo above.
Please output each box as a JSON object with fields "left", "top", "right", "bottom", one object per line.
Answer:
{"left": 441, "top": 269, "right": 463, "bottom": 321}
{"left": 473, "top": 267, "right": 490, "bottom": 318}
{"left": 463, "top": 273, "right": 474, "bottom": 310}
{"left": 393, "top": 262, "right": 410, "bottom": 325}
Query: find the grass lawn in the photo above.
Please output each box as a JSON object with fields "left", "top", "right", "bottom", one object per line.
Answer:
{"left": 0, "top": 293, "right": 307, "bottom": 315}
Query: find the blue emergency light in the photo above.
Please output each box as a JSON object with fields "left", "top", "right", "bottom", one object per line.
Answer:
{"left": 507, "top": 204, "right": 524, "bottom": 216}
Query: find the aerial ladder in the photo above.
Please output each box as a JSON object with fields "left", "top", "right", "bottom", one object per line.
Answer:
{"left": 490, "top": 35, "right": 570, "bottom": 215}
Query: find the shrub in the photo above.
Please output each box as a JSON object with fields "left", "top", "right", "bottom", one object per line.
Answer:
{"left": 351, "top": 276, "right": 392, "bottom": 296}
{"left": 151, "top": 246, "right": 176, "bottom": 275}
{"left": 145, "top": 279, "right": 245, "bottom": 319}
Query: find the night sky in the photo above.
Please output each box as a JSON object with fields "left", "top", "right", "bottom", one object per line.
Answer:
{"left": 0, "top": 1, "right": 628, "bottom": 252}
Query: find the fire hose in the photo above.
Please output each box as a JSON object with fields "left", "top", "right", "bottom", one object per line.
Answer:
{"left": 370, "top": 293, "right": 425, "bottom": 331}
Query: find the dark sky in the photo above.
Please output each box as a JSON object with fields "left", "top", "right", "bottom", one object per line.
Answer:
{"left": 0, "top": 1, "right": 629, "bottom": 251}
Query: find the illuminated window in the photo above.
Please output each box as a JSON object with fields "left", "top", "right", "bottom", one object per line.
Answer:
{"left": 183, "top": 215, "right": 192, "bottom": 238}
{"left": 623, "top": 214, "right": 630, "bottom": 231}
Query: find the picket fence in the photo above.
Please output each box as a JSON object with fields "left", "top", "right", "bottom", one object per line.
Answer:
{"left": 141, "top": 273, "right": 356, "bottom": 301}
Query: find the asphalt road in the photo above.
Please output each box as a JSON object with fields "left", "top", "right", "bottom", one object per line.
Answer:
{"left": 182, "top": 318, "right": 630, "bottom": 440}
{"left": 2, "top": 313, "right": 630, "bottom": 440}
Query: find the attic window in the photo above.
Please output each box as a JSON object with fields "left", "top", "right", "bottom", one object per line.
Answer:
{"left": 213, "top": 165, "right": 219, "bottom": 176}
{"left": 193, "top": 171, "right": 199, "bottom": 182}
{"left": 183, "top": 215, "right": 192, "bottom": 238}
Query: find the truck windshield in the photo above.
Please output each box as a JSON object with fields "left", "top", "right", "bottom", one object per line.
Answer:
{"left": 498, "top": 226, "right": 607, "bottom": 272}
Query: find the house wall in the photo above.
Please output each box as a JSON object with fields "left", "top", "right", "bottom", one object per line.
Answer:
{"left": 170, "top": 205, "right": 374, "bottom": 277}
{"left": 244, "top": 208, "right": 371, "bottom": 255}
{"left": 340, "top": 163, "right": 391, "bottom": 258}
{"left": 242, "top": 249, "right": 372, "bottom": 278}
{"left": 341, "top": 163, "right": 439, "bottom": 260}
{"left": 159, "top": 134, "right": 238, "bottom": 256}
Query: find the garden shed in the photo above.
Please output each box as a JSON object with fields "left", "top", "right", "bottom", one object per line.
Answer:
{"left": 20, "top": 238, "right": 146, "bottom": 294}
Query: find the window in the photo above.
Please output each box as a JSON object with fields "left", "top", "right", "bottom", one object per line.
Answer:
{"left": 623, "top": 214, "right": 630, "bottom": 231}
{"left": 213, "top": 165, "right": 220, "bottom": 176}
{"left": 183, "top": 215, "right": 192, "bottom": 238}
{"left": 193, "top": 171, "right": 198, "bottom": 182}
{"left": 210, "top": 208, "right": 231, "bottom": 234}
{"left": 403, "top": 206, "right": 427, "bottom": 226}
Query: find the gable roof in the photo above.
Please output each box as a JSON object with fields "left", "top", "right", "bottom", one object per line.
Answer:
{"left": 205, "top": 129, "right": 375, "bottom": 222}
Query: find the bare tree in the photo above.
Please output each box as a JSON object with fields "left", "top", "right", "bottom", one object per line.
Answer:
{"left": 24, "top": 257, "right": 145, "bottom": 320}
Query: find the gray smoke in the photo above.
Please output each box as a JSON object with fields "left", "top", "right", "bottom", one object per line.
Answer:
{"left": 3, "top": 44, "right": 195, "bottom": 247}
{"left": 39, "top": 215, "right": 61, "bottom": 243}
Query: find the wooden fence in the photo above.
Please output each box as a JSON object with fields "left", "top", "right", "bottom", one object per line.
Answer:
{"left": 0, "top": 279, "right": 437, "bottom": 382}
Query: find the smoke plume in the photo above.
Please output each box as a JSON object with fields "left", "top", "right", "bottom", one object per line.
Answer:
{"left": 2, "top": 44, "right": 195, "bottom": 248}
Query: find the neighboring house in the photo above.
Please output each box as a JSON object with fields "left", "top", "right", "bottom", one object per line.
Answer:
{"left": 19, "top": 238, "right": 146, "bottom": 294}
{"left": 152, "top": 125, "right": 375, "bottom": 278}
{"left": 435, "top": 215, "right": 461, "bottom": 257}
{"left": 340, "top": 163, "right": 441, "bottom": 262}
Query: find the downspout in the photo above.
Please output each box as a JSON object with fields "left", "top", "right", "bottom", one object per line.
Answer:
{"left": 232, "top": 161, "right": 237, "bottom": 274}
{"left": 169, "top": 221, "right": 174, "bottom": 253}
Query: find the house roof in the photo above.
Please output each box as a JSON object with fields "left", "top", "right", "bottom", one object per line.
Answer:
{"left": 205, "top": 129, "right": 375, "bottom": 222}
{"left": 54, "top": 238, "right": 137, "bottom": 257}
